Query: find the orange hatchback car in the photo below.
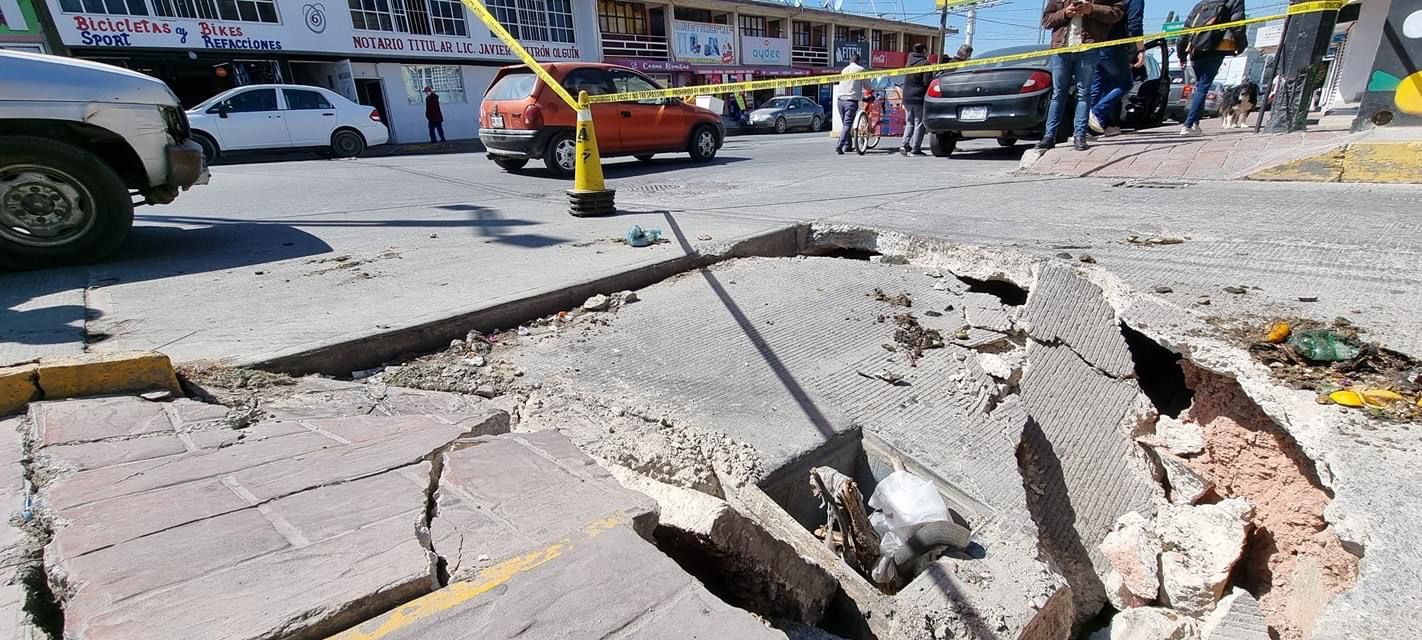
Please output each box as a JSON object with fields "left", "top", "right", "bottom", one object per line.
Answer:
{"left": 479, "top": 63, "right": 725, "bottom": 176}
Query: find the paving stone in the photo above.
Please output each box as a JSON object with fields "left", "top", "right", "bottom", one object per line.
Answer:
{"left": 1019, "top": 262, "right": 1135, "bottom": 378}
{"left": 962, "top": 292, "right": 1015, "bottom": 333}
{"left": 332, "top": 524, "right": 785, "bottom": 640}
{"left": 1201, "top": 587, "right": 1269, "bottom": 640}
{"left": 40, "top": 435, "right": 188, "bottom": 472}
{"left": 31, "top": 396, "right": 173, "bottom": 446}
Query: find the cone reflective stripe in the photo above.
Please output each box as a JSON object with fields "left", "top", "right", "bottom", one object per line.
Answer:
{"left": 567, "top": 90, "right": 615, "bottom": 217}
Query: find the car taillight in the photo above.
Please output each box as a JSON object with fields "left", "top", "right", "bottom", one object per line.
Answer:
{"left": 369, "top": 109, "right": 382, "bottom": 122}
{"left": 1021, "top": 71, "right": 1051, "bottom": 93}
{"left": 927, "top": 79, "right": 942, "bottom": 98}
{"left": 523, "top": 104, "right": 543, "bottom": 128}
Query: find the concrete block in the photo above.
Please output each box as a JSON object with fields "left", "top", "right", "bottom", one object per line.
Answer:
{"left": 0, "top": 365, "right": 39, "bottom": 417}
{"left": 1099, "top": 512, "right": 1161, "bottom": 604}
{"left": 329, "top": 524, "right": 786, "bottom": 640}
{"left": 1157, "top": 499, "right": 1253, "bottom": 615}
{"left": 430, "top": 431, "right": 659, "bottom": 583}
{"left": 612, "top": 468, "right": 836, "bottom": 624}
{"left": 1019, "top": 262, "right": 1134, "bottom": 378}
{"left": 1200, "top": 588, "right": 1269, "bottom": 640}
{"left": 33, "top": 351, "right": 181, "bottom": 400}
{"left": 1102, "top": 607, "right": 1199, "bottom": 640}
{"left": 962, "top": 292, "right": 1015, "bottom": 333}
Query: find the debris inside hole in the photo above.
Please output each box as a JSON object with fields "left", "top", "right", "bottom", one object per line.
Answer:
{"left": 1121, "top": 323, "right": 1194, "bottom": 417}
{"left": 959, "top": 276, "right": 1029, "bottom": 306}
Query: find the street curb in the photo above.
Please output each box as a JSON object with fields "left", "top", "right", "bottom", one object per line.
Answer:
{"left": 0, "top": 351, "right": 181, "bottom": 416}
{"left": 1247, "top": 142, "right": 1422, "bottom": 183}
{"left": 238, "top": 224, "right": 808, "bottom": 377}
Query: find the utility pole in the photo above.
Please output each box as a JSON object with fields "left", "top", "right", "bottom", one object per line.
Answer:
{"left": 964, "top": 5, "right": 977, "bottom": 48}
{"left": 1267, "top": 0, "right": 1339, "bottom": 132}
{"left": 938, "top": 2, "right": 950, "bottom": 58}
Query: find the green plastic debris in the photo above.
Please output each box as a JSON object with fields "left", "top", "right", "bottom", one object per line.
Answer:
{"left": 1289, "top": 329, "right": 1361, "bottom": 362}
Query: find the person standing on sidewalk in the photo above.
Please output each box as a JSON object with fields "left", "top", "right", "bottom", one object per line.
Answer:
{"left": 1087, "top": 0, "right": 1145, "bottom": 136}
{"left": 834, "top": 53, "right": 868, "bottom": 155}
{"left": 1037, "top": 0, "right": 1124, "bottom": 151}
{"left": 899, "top": 43, "right": 932, "bottom": 156}
{"left": 1176, "top": 0, "right": 1247, "bottom": 135}
{"left": 424, "top": 86, "right": 446, "bottom": 143}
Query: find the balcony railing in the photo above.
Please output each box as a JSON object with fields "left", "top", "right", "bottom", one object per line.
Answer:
{"left": 601, "top": 33, "right": 669, "bottom": 60}
{"left": 792, "top": 46, "right": 829, "bottom": 68}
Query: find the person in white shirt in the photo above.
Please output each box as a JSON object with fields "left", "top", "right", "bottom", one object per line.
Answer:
{"left": 834, "top": 53, "right": 868, "bottom": 155}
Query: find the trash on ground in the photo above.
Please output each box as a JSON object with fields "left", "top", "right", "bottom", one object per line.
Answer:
{"left": 892, "top": 314, "right": 944, "bottom": 366}
{"left": 872, "top": 288, "right": 913, "bottom": 307}
{"left": 1223, "top": 285, "right": 1248, "bottom": 295}
{"left": 1079, "top": 254, "right": 1097, "bottom": 264}
{"left": 1154, "top": 285, "right": 1174, "bottom": 294}
{"left": 859, "top": 369, "right": 907, "bottom": 386}
{"left": 1329, "top": 390, "right": 1365, "bottom": 407}
{"left": 810, "top": 467, "right": 880, "bottom": 576}
{"left": 1290, "top": 329, "right": 1362, "bottom": 362}
{"left": 623, "top": 225, "right": 664, "bottom": 247}
{"left": 867, "top": 471, "right": 967, "bottom": 588}
{"left": 1265, "top": 322, "right": 1291, "bottom": 344}
{"left": 1127, "top": 234, "right": 1185, "bottom": 245}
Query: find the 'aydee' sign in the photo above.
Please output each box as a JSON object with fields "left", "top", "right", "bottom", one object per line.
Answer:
{"left": 739, "top": 35, "right": 789, "bottom": 66}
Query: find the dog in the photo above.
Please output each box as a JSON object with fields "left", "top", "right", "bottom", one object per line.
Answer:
{"left": 1219, "top": 83, "right": 1259, "bottom": 129}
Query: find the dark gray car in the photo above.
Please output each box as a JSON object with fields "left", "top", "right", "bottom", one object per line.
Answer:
{"left": 745, "top": 96, "right": 825, "bottom": 134}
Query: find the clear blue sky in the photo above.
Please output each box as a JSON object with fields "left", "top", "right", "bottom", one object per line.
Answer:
{"left": 837, "top": 0, "right": 1291, "bottom": 53}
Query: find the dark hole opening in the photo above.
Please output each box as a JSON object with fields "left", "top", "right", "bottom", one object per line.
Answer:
{"left": 818, "top": 248, "right": 882, "bottom": 261}
{"left": 1120, "top": 323, "right": 1193, "bottom": 417}
{"left": 959, "top": 276, "right": 1029, "bottom": 306}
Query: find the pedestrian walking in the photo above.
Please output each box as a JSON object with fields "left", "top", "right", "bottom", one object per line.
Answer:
{"left": 834, "top": 53, "right": 868, "bottom": 155}
{"left": 899, "top": 43, "right": 932, "bottom": 156}
{"left": 1176, "top": 0, "right": 1246, "bottom": 135}
{"left": 1037, "top": 0, "right": 1123, "bottom": 151}
{"left": 1087, "top": 0, "right": 1144, "bottom": 136}
{"left": 424, "top": 86, "right": 446, "bottom": 143}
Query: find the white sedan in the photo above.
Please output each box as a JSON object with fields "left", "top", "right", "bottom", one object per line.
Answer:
{"left": 187, "top": 84, "right": 388, "bottom": 160}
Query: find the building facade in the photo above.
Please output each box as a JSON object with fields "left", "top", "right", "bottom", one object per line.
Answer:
{"left": 37, "top": 0, "right": 599, "bottom": 142}
{"left": 1, "top": 0, "right": 50, "bottom": 51}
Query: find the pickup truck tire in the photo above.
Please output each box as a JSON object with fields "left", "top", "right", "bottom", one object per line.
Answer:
{"left": 0, "top": 135, "right": 133, "bottom": 269}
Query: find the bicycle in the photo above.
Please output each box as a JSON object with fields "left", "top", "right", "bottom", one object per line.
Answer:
{"left": 852, "top": 91, "right": 885, "bottom": 155}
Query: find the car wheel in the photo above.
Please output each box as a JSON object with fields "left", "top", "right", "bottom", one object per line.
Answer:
{"left": 0, "top": 135, "right": 134, "bottom": 269}
{"left": 492, "top": 157, "right": 528, "bottom": 172}
{"left": 192, "top": 132, "right": 219, "bottom": 163}
{"left": 688, "top": 125, "right": 719, "bottom": 163}
{"left": 330, "top": 130, "right": 366, "bottom": 158}
{"left": 544, "top": 132, "right": 576, "bottom": 177}
{"left": 996, "top": 137, "right": 1018, "bottom": 148}
{"left": 809, "top": 115, "right": 822, "bottom": 132}
{"left": 634, "top": 154, "right": 655, "bottom": 162}
{"left": 930, "top": 133, "right": 956, "bottom": 157}
{"left": 774, "top": 117, "right": 787, "bottom": 134}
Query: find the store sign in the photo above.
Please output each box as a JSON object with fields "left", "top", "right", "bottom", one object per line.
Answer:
{"left": 672, "top": 19, "right": 734, "bottom": 65}
{"left": 45, "top": 0, "right": 585, "bottom": 62}
{"left": 607, "top": 58, "right": 691, "bottom": 73}
{"left": 872, "top": 50, "right": 905, "bottom": 68}
{"left": 739, "top": 34, "right": 789, "bottom": 66}
{"left": 1255, "top": 21, "right": 1284, "bottom": 48}
{"left": 832, "top": 39, "right": 871, "bottom": 68}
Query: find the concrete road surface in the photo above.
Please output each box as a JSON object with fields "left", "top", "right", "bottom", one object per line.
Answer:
{"left": 3, "top": 131, "right": 1420, "bottom": 368}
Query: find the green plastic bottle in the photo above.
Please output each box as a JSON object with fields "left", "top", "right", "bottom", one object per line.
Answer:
{"left": 1288, "top": 330, "right": 1361, "bottom": 362}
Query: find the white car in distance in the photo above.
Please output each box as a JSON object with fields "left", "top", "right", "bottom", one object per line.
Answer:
{"left": 187, "top": 84, "right": 388, "bottom": 161}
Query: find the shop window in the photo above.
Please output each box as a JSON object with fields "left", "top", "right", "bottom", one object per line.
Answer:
{"left": 767, "top": 19, "right": 782, "bottom": 38}
{"left": 874, "top": 30, "right": 897, "bottom": 52}
{"left": 348, "top": 0, "right": 409, "bottom": 32}
{"left": 403, "top": 65, "right": 466, "bottom": 105}
{"left": 59, "top": 0, "right": 149, "bottom": 16}
{"left": 598, "top": 0, "right": 646, "bottom": 35}
{"left": 674, "top": 7, "right": 726, "bottom": 24}
{"left": 792, "top": 21, "right": 811, "bottom": 47}
{"left": 486, "top": 0, "right": 575, "bottom": 43}
{"left": 150, "top": 0, "right": 278, "bottom": 22}
{"left": 739, "top": 14, "right": 765, "bottom": 37}
{"left": 812, "top": 24, "right": 826, "bottom": 47}
{"left": 283, "top": 89, "right": 334, "bottom": 110}
{"left": 835, "top": 26, "right": 864, "bottom": 42}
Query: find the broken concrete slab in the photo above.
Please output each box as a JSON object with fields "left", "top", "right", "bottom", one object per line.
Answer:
{"left": 1019, "top": 262, "right": 1135, "bottom": 378}
{"left": 1098, "top": 607, "right": 1199, "bottom": 640}
{"left": 330, "top": 524, "right": 787, "bottom": 640}
{"left": 1200, "top": 588, "right": 1269, "bottom": 640}
{"left": 962, "top": 292, "right": 1015, "bottom": 333}
{"left": 1157, "top": 498, "right": 1253, "bottom": 615}
{"left": 1136, "top": 415, "right": 1204, "bottom": 457}
{"left": 1149, "top": 448, "right": 1213, "bottom": 505}
{"left": 1100, "top": 512, "right": 1161, "bottom": 606}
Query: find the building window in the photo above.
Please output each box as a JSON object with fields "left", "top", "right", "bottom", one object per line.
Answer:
{"left": 767, "top": 18, "right": 782, "bottom": 38}
{"left": 674, "top": 7, "right": 726, "bottom": 24}
{"left": 59, "top": 0, "right": 149, "bottom": 16}
{"left": 428, "top": 0, "right": 467, "bottom": 36}
{"left": 403, "top": 65, "right": 466, "bottom": 104}
{"left": 835, "top": 26, "right": 865, "bottom": 42}
{"left": 598, "top": 0, "right": 646, "bottom": 35}
{"left": 151, "top": 0, "right": 278, "bottom": 22}
{"left": 348, "top": 0, "right": 467, "bottom": 35}
{"left": 349, "top": 0, "right": 409, "bottom": 32}
{"left": 487, "top": 0, "right": 576, "bottom": 43}
{"left": 792, "top": 21, "right": 810, "bottom": 47}
{"left": 874, "top": 30, "right": 897, "bottom": 52}
{"left": 812, "top": 24, "right": 826, "bottom": 47}
{"left": 738, "top": 14, "right": 765, "bottom": 37}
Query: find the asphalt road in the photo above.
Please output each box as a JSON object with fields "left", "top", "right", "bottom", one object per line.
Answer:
{"left": 4, "top": 131, "right": 1420, "bottom": 367}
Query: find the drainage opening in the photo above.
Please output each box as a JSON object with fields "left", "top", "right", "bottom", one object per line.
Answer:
{"left": 1121, "top": 323, "right": 1193, "bottom": 417}
{"left": 816, "top": 247, "right": 883, "bottom": 261}
{"left": 959, "top": 276, "right": 1029, "bottom": 306}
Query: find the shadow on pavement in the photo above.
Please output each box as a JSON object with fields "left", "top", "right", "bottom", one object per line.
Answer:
{"left": 512, "top": 155, "right": 751, "bottom": 181}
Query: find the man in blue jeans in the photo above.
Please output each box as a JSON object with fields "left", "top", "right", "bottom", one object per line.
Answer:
{"left": 1087, "top": 0, "right": 1144, "bottom": 136}
{"left": 1037, "top": 0, "right": 1123, "bottom": 151}
{"left": 834, "top": 53, "right": 868, "bottom": 155}
{"left": 1176, "top": 0, "right": 1246, "bottom": 134}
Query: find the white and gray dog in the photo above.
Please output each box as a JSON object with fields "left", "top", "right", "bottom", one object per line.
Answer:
{"left": 1220, "top": 83, "right": 1259, "bottom": 128}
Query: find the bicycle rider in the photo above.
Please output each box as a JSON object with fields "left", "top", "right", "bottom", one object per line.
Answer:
{"left": 834, "top": 53, "right": 868, "bottom": 155}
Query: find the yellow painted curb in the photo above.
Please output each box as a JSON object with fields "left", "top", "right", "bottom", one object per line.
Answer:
{"left": 0, "top": 364, "right": 41, "bottom": 417}
{"left": 34, "top": 351, "right": 182, "bottom": 402}
{"left": 1249, "top": 142, "right": 1422, "bottom": 183}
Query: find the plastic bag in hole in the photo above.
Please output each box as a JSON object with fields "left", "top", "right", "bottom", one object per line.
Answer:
{"left": 868, "top": 471, "right": 951, "bottom": 583}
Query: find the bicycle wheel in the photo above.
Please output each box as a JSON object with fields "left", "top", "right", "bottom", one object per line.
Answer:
{"left": 865, "top": 118, "right": 882, "bottom": 150}
{"left": 853, "top": 112, "right": 870, "bottom": 155}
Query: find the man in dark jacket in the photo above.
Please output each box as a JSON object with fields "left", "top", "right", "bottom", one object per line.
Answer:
{"left": 1176, "top": 0, "right": 1246, "bottom": 134}
{"left": 1037, "top": 0, "right": 1124, "bottom": 151}
{"left": 424, "top": 86, "right": 446, "bottom": 143}
{"left": 899, "top": 43, "right": 932, "bottom": 156}
{"left": 1088, "top": 0, "right": 1144, "bottom": 136}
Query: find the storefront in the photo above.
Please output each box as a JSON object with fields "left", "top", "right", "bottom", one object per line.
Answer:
{"left": 0, "top": 0, "right": 48, "bottom": 52}
{"left": 40, "top": 0, "right": 598, "bottom": 142}
{"left": 603, "top": 57, "right": 692, "bottom": 88}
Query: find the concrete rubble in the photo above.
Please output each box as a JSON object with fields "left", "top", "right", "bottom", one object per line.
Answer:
{"left": 1099, "top": 512, "right": 1160, "bottom": 609}
{"left": 1090, "top": 607, "right": 1198, "bottom": 640}
{"left": 1199, "top": 588, "right": 1269, "bottom": 640}
{"left": 1156, "top": 499, "right": 1253, "bottom": 615}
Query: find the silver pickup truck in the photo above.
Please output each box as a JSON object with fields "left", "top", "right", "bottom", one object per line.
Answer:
{"left": 0, "top": 50, "right": 208, "bottom": 269}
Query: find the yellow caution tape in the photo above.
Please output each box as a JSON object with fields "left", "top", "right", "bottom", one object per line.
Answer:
{"left": 578, "top": 0, "right": 1347, "bottom": 105}
{"left": 460, "top": 0, "right": 580, "bottom": 109}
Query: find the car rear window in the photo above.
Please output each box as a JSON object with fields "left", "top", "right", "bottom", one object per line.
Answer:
{"left": 975, "top": 45, "right": 1050, "bottom": 69}
{"left": 487, "top": 72, "right": 536, "bottom": 100}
